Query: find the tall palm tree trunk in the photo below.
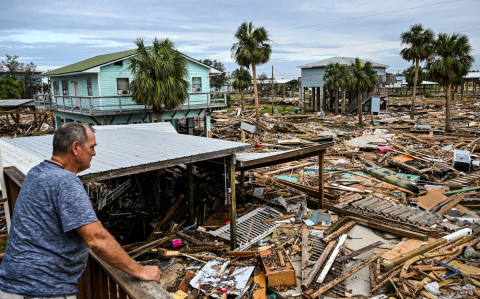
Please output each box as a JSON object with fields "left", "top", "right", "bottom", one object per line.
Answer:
{"left": 251, "top": 63, "right": 262, "bottom": 134}
{"left": 411, "top": 58, "right": 419, "bottom": 119}
{"left": 335, "top": 89, "right": 339, "bottom": 115}
{"left": 445, "top": 83, "right": 452, "bottom": 132}
{"left": 153, "top": 106, "right": 162, "bottom": 122}
{"left": 342, "top": 90, "right": 346, "bottom": 115}
{"left": 357, "top": 89, "right": 363, "bottom": 125}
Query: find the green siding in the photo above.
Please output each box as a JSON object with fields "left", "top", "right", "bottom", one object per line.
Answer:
{"left": 99, "top": 59, "right": 137, "bottom": 111}
{"left": 186, "top": 60, "right": 210, "bottom": 105}
{"left": 51, "top": 74, "right": 99, "bottom": 108}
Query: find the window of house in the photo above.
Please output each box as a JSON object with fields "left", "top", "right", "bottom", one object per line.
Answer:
{"left": 61, "top": 80, "right": 69, "bottom": 96}
{"left": 192, "top": 77, "right": 202, "bottom": 92}
{"left": 53, "top": 81, "right": 60, "bottom": 95}
{"left": 87, "top": 78, "right": 93, "bottom": 96}
{"left": 117, "top": 78, "right": 129, "bottom": 95}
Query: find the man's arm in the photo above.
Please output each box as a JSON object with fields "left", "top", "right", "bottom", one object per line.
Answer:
{"left": 76, "top": 221, "right": 161, "bottom": 283}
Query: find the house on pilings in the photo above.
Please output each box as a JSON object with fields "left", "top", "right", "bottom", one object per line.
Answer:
{"left": 297, "top": 57, "right": 395, "bottom": 115}
{"left": 36, "top": 49, "right": 226, "bottom": 136}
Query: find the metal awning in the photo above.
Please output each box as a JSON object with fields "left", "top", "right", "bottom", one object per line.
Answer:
{"left": 235, "top": 139, "right": 334, "bottom": 171}
{"left": 0, "top": 99, "right": 35, "bottom": 107}
{"left": 0, "top": 124, "right": 250, "bottom": 182}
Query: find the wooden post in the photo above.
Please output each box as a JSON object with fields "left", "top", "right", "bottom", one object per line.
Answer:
{"left": 229, "top": 155, "right": 237, "bottom": 249}
{"left": 187, "top": 163, "right": 194, "bottom": 225}
{"left": 318, "top": 150, "right": 325, "bottom": 209}
{"left": 298, "top": 168, "right": 304, "bottom": 185}
{"left": 317, "top": 87, "right": 321, "bottom": 112}
{"left": 311, "top": 87, "right": 316, "bottom": 111}
{"left": 241, "top": 170, "right": 245, "bottom": 186}
{"left": 241, "top": 131, "right": 246, "bottom": 143}
{"left": 153, "top": 170, "right": 160, "bottom": 213}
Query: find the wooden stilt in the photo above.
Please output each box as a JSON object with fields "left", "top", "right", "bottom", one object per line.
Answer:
{"left": 229, "top": 155, "right": 237, "bottom": 249}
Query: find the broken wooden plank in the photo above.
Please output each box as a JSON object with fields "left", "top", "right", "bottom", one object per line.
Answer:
{"left": 336, "top": 241, "right": 384, "bottom": 262}
{"left": 382, "top": 238, "right": 447, "bottom": 271}
{"left": 312, "top": 252, "right": 384, "bottom": 297}
{"left": 437, "top": 194, "right": 465, "bottom": 216}
{"left": 302, "top": 240, "right": 336, "bottom": 289}
{"left": 323, "top": 221, "right": 356, "bottom": 243}
{"left": 316, "top": 234, "right": 347, "bottom": 283}
{"left": 261, "top": 214, "right": 295, "bottom": 223}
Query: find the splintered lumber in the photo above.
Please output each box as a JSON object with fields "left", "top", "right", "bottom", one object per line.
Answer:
{"left": 382, "top": 238, "right": 447, "bottom": 271}
{"left": 261, "top": 214, "right": 295, "bottom": 223}
{"left": 264, "top": 162, "right": 317, "bottom": 175}
{"left": 226, "top": 251, "right": 255, "bottom": 257}
{"left": 175, "top": 231, "right": 219, "bottom": 246}
{"left": 302, "top": 240, "right": 336, "bottom": 289}
{"left": 312, "top": 252, "right": 384, "bottom": 297}
{"left": 323, "top": 221, "right": 356, "bottom": 243}
{"left": 336, "top": 241, "right": 384, "bottom": 262}
{"left": 129, "top": 235, "right": 175, "bottom": 258}
{"left": 369, "top": 262, "right": 377, "bottom": 291}
{"left": 324, "top": 206, "right": 429, "bottom": 240}
{"left": 253, "top": 271, "right": 266, "bottom": 299}
{"left": 437, "top": 194, "right": 465, "bottom": 216}
{"left": 147, "top": 194, "right": 184, "bottom": 242}
{"left": 316, "top": 234, "right": 347, "bottom": 283}
{"left": 371, "top": 266, "right": 402, "bottom": 293}
{"left": 347, "top": 216, "right": 428, "bottom": 241}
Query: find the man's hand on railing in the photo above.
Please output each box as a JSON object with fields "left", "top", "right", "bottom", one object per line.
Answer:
{"left": 135, "top": 265, "right": 162, "bottom": 283}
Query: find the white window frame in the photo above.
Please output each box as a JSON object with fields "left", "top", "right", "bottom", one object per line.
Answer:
{"left": 116, "top": 78, "right": 130, "bottom": 95}
{"left": 192, "top": 77, "right": 202, "bottom": 92}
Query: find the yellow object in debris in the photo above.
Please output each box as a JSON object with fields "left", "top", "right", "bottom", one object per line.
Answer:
{"left": 173, "top": 290, "right": 188, "bottom": 299}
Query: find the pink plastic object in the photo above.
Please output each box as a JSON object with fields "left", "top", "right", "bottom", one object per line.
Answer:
{"left": 172, "top": 239, "right": 182, "bottom": 247}
{"left": 376, "top": 146, "right": 394, "bottom": 153}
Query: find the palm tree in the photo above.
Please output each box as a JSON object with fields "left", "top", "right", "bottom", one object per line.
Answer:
{"left": 231, "top": 22, "right": 272, "bottom": 134}
{"left": 400, "top": 24, "right": 435, "bottom": 119}
{"left": 126, "top": 37, "right": 190, "bottom": 122}
{"left": 232, "top": 67, "right": 252, "bottom": 111}
{"left": 426, "top": 33, "right": 474, "bottom": 132}
{"left": 324, "top": 63, "right": 349, "bottom": 115}
{"left": 348, "top": 58, "right": 377, "bottom": 125}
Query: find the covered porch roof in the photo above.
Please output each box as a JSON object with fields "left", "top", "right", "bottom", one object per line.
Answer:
{"left": 0, "top": 123, "right": 250, "bottom": 183}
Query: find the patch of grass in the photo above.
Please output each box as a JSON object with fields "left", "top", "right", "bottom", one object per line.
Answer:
{"left": 260, "top": 105, "right": 297, "bottom": 114}
{"left": 0, "top": 235, "right": 8, "bottom": 254}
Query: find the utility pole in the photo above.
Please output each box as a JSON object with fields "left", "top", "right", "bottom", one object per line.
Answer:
{"left": 271, "top": 66, "right": 274, "bottom": 114}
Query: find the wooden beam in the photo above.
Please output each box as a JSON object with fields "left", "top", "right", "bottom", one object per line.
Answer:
{"left": 323, "top": 221, "right": 355, "bottom": 243}
{"left": 319, "top": 151, "right": 325, "bottom": 209}
{"left": 382, "top": 238, "right": 447, "bottom": 271}
{"left": 312, "top": 253, "right": 384, "bottom": 297}
{"left": 324, "top": 207, "right": 429, "bottom": 241}
{"left": 229, "top": 155, "right": 237, "bottom": 249}
{"left": 146, "top": 194, "right": 184, "bottom": 242}
{"left": 316, "top": 234, "right": 347, "bottom": 283}
{"left": 302, "top": 240, "right": 336, "bottom": 289}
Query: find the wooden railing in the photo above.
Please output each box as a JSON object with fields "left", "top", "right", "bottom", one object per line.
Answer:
{"left": 78, "top": 251, "right": 173, "bottom": 299}
{"left": 1, "top": 166, "right": 173, "bottom": 299}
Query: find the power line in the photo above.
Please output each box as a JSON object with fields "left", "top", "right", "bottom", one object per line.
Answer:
{"left": 272, "top": 0, "right": 460, "bottom": 33}
{"left": 179, "top": 0, "right": 459, "bottom": 48}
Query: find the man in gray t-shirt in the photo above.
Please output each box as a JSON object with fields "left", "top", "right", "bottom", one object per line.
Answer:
{"left": 0, "top": 123, "right": 161, "bottom": 298}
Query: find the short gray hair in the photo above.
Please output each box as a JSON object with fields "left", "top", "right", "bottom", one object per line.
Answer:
{"left": 53, "top": 123, "right": 95, "bottom": 156}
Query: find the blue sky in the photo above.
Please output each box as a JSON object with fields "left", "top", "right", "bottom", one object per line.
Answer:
{"left": 1, "top": 0, "right": 479, "bottom": 80}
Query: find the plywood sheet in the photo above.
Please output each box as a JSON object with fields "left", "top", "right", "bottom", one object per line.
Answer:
{"left": 454, "top": 204, "right": 469, "bottom": 215}
{"left": 417, "top": 189, "right": 447, "bottom": 211}
{"left": 382, "top": 238, "right": 436, "bottom": 261}
{"left": 252, "top": 271, "right": 266, "bottom": 299}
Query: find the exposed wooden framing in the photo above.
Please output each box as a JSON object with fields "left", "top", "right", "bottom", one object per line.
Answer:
{"left": 369, "top": 262, "right": 377, "bottom": 292}
{"left": 316, "top": 234, "right": 347, "bottom": 283}
{"left": 229, "top": 155, "right": 237, "bottom": 249}
{"left": 302, "top": 240, "right": 336, "bottom": 289}
{"left": 79, "top": 146, "right": 249, "bottom": 183}
{"left": 336, "top": 241, "right": 384, "bottom": 263}
{"left": 187, "top": 163, "right": 194, "bottom": 225}
{"left": 147, "top": 194, "right": 184, "bottom": 242}
{"left": 89, "top": 116, "right": 101, "bottom": 125}
{"left": 278, "top": 179, "right": 339, "bottom": 201}
{"left": 301, "top": 229, "right": 311, "bottom": 270}
{"left": 236, "top": 142, "right": 333, "bottom": 171}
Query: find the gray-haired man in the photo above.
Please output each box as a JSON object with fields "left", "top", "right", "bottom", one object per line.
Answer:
{"left": 0, "top": 123, "right": 160, "bottom": 298}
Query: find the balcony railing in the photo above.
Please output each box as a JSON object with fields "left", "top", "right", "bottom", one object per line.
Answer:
{"left": 34, "top": 92, "right": 227, "bottom": 115}
{"left": 377, "top": 75, "right": 396, "bottom": 84}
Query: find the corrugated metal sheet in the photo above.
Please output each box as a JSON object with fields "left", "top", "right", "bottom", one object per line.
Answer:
{"left": 1, "top": 127, "right": 250, "bottom": 178}
{"left": 93, "top": 122, "right": 178, "bottom": 134}
{"left": 0, "top": 99, "right": 34, "bottom": 107}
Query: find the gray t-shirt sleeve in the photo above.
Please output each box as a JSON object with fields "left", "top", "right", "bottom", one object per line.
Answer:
{"left": 57, "top": 178, "right": 98, "bottom": 233}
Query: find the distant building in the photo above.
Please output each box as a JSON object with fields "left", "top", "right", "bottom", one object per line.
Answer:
{"left": 297, "top": 57, "right": 394, "bottom": 114}
{"left": 37, "top": 49, "right": 226, "bottom": 135}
